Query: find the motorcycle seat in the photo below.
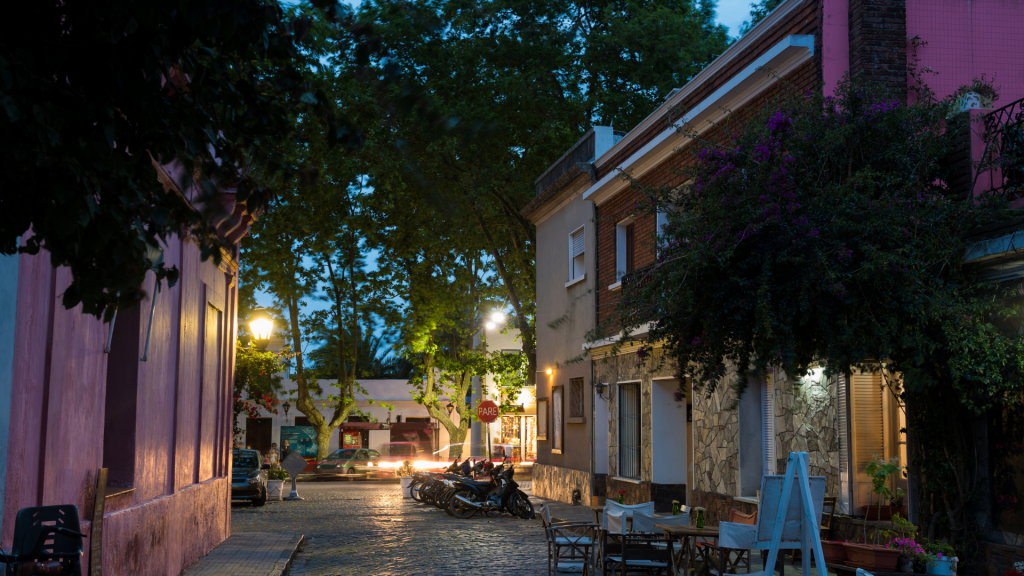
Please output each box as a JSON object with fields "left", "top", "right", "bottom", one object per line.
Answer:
{"left": 459, "top": 479, "right": 493, "bottom": 488}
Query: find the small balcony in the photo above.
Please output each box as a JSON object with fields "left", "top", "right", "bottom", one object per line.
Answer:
{"left": 980, "top": 96, "right": 1024, "bottom": 201}
{"left": 620, "top": 264, "right": 655, "bottom": 291}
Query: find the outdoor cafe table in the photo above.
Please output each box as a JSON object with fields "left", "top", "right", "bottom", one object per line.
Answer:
{"left": 654, "top": 524, "right": 720, "bottom": 576}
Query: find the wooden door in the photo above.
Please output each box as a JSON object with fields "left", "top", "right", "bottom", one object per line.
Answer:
{"left": 246, "top": 417, "right": 272, "bottom": 456}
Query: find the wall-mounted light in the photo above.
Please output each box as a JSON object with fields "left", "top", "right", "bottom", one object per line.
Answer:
{"left": 490, "top": 311, "right": 505, "bottom": 322}
{"left": 595, "top": 382, "right": 608, "bottom": 399}
{"left": 545, "top": 368, "right": 553, "bottom": 375}
{"left": 445, "top": 402, "right": 455, "bottom": 416}
{"left": 485, "top": 321, "right": 496, "bottom": 330}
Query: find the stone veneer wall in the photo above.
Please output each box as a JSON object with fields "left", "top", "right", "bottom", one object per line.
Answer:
{"left": 692, "top": 369, "right": 840, "bottom": 501}
{"left": 593, "top": 344, "right": 674, "bottom": 483}
{"left": 533, "top": 463, "right": 593, "bottom": 505}
{"left": 773, "top": 371, "right": 840, "bottom": 497}
{"left": 692, "top": 373, "right": 740, "bottom": 495}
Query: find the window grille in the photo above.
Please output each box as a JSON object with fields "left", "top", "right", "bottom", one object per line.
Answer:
{"left": 619, "top": 383, "right": 641, "bottom": 479}
{"left": 570, "top": 378, "right": 585, "bottom": 418}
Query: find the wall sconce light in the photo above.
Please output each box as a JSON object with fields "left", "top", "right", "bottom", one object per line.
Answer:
{"left": 594, "top": 382, "right": 608, "bottom": 399}
{"left": 545, "top": 368, "right": 552, "bottom": 375}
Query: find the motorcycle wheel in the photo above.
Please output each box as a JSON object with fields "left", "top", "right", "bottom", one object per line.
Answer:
{"left": 409, "top": 481, "right": 425, "bottom": 503}
{"left": 513, "top": 492, "right": 534, "bottom": 519}
{"left": 450, "top": 491, "right": 477, "bottom": 519}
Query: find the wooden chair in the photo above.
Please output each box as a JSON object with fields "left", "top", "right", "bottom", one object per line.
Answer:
{"left": 605, "top": 534, "right": 676, "bottom": 576}
{"left": 600, "top": 510, "right": 627, "bottom": 575}
{"left": 696, "top": 509, "right": 757, "bottom": 575}
{"left": 547, "top": 523, "right": 599, "bottom": 575}
{"left": 820, "top": 496, "right": 837, "bottom": 540}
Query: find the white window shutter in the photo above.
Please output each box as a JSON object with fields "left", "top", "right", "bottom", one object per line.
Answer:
{"left": 571, "top": 228, "right": 585, "bottom": 257}
{"left": 851, "top": 371, "right": 885, "bottom": 510}
{"left": 836, "top": 374, "right": 852, "bottom": 514}
{"left": 762, "top": 375, "right": 776, "bottom": 475}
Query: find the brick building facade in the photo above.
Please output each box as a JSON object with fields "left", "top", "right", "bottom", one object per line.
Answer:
{"left": 528, "top": 1, "right": 1024, "bottom": 569}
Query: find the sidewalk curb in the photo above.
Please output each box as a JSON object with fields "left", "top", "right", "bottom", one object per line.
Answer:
{"left": 272, "top": 534, "right": 304, "bottom": 576}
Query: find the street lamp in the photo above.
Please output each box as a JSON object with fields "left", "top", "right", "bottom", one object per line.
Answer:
{"left": 282, "top": 401, "right": 291, "bottom": 417}
{"left": 445, "top": 402, "right": 455, "bottom": 417}
{"left": 248, "top": 306, "right": 274, "bottom": 351}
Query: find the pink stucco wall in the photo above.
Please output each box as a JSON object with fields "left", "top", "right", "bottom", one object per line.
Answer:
{"left": 2, "top": 231, "right": 239, "bottom": 575}
{"left": 822, "top": 0, "right": 850, "bottom": 98}
{"left": 907, "top": 0, "right": 1024, "bottom": 103}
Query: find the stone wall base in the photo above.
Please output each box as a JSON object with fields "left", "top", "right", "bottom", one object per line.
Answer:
{"left": 984, "top": 542, "right": 1024, "bottom": 576}
{"left": 606, "top": 478, "right": 687, "bottom": 513}
{"left": 533, "top": 463, "right": 593, "bottom": 505}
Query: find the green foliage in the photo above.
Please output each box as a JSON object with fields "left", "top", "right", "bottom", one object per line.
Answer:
{"left": 307, "top": 323, "right": 414, "bottom": 380}
{"left": 0, "top": 0, "right": 366, "bottom": 319}
{"left": 866, "top": 455, "right": 904, "bottom": 507}
{"left": 267, "top": 465, "right": 290, "bottom": 481}
{"left": 349, "top": 0, "right": 731, "bottom": 386}
{"left": 618, "top": 75, "right": 1024, "bottom": 550}
{"left": 739, "top": 0, "right": 785, "bottom": 36}
{"left": 234, "top": 342, "right": 291, "bottom": 439}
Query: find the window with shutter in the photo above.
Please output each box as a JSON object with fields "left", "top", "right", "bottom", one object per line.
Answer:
{"left": 625, "top": 223, "right": 635, "bottom": 272}
{"left": 552, "top": 387, "right": 564, "bottom": 453}
{"left": 618, "top": 383, "right": 641, "bottom": 480}
{"left": 537, "top": 398, "right": 548, "bottom": 441}
{"left": 850, "top": 371, "right": 885, "bottom": 510}
{"left": 614, "top": 218, "right": 635, "bottom": 282}
{"left": 569, "top": 227, "right": 585, "bottom": 281}
{"left": 836, "top": 374, "right": 852, "bottom": 514}
{"left": 762, "top": 375, "right": 776, "bottom": 475}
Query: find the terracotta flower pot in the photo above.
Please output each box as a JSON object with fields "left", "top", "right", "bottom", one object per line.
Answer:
{"left": 843, "top": 543, "right": 901, "bottom": 572}
{"left": 860, "top": 505, "right": 907, "bottom": 521}
{"left": 821, "top": 541, "right": 848, "bottom": 563}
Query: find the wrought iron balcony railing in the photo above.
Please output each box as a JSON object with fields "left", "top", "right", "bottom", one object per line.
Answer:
{"left": 983, "top": 96, "right": 1024, "bottom": 200}
{"left": 620, "top": 264, "right": 655, "bottom": 290}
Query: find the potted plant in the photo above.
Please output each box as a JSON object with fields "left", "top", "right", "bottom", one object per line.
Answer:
{"left": 844, "top": 539, "right": 902, "bottom": 572}
{"left": 267, "top": 465, "right": 288, "bottom": 501}
{"left": 820, "top": 539, "right": 848, "bottom": 563}
{"left": 617, "top": 490, "right": 626, "bottom": 504}
{"left": 692, "top": 506, "right": 706, "bottom": 529}
{"left": 922, "top": 540, "right": 957, "bottom": 575}
{"left": 861, "top": 455, "right": 906, "bottom": 521}
{"left": 889, "top": 538, "right": 925, "bottom": 573}
{"left": 952, "top": 76, "right": 998, "bottom": 112}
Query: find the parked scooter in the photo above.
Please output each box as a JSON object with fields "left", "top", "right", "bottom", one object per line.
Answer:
{"left": 448, "top": 458, "right": 533, "bottom": 519}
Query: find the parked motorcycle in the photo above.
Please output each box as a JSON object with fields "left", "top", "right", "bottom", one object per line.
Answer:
{"left": 448, "top": 458, "right": 533, "bottom": 520}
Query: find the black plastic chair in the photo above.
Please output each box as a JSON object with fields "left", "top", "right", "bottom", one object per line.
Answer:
{"left": 2, "top": 505, "right": 84, "bottom": 576}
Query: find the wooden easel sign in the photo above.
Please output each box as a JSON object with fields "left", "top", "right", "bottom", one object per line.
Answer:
{"left": 752, "top": 452, "right": 828, "bottom": 576}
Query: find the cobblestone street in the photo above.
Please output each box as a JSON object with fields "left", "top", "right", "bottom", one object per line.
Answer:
{"left": 231, "top": 482, "right": 549, "bottom": 576}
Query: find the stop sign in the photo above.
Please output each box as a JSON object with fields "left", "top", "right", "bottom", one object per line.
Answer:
{"left": 476, "top": 400, "right": 500, "bottom": 423}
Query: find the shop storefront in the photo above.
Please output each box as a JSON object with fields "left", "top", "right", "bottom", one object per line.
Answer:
{"left": 493, "top": 412, "right": 537, "bottom": 462}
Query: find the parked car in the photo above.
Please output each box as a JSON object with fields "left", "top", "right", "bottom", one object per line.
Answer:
{"left": 315, "top": 448, "right": 381, "bottom": 476}
{"left": 231, "top": 449, "right": 270, "bottom": 506}
{"left": 377, "top": 441, "right": 429, "bottom": 462}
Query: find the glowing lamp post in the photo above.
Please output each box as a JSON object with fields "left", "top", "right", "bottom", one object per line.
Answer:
{"left": 248, "top": 307, "right": 274, "bottom": 351}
